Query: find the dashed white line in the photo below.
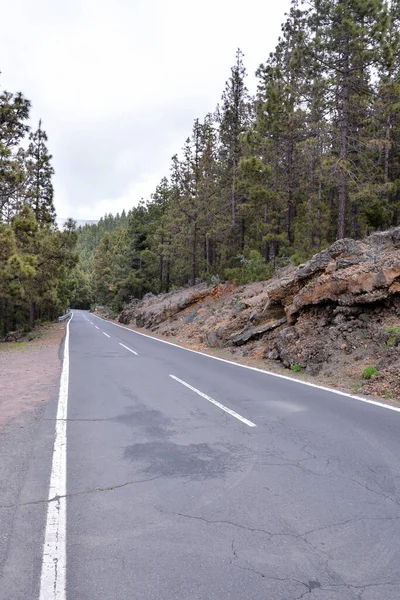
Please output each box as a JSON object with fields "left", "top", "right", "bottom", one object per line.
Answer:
{"left": 39, "top": 314, "right": 72, "bottom": 599}
{"left": 170, "top": 374, "right": 256, "bottom": 427}
{"left": 119, "top": 343, "right": 138, "bottom": 356}
{"left": 95, "top": 325, "right": 99, "bottom": 330}
{"left": 102, "top": 332, "right": 111, "bottom": 338}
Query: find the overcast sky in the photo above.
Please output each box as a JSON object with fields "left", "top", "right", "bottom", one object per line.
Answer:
{"left": 1, "top": 0, "right": 291, "bottom": 221}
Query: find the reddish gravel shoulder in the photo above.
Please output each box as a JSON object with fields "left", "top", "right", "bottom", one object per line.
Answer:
{"left": 0, "top": 322, "right": 65, "bottom": 427}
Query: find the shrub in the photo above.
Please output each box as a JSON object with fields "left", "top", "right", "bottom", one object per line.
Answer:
{"left": 363, "top": 366, "right": 378, "bottom": 380}
{"left": 386, "top": 326, "right": 400, "bottom": 347}
{"left": 225, "top": 250, "right": 273, "bottom": 284}
{"left": 386, "top": 326, "right": 400, "bottom": 334}
{"left": 26, "top": 332, "right": 43, "bottom": 341}
{"left": 291, "top": 364, "right": 302, "bottom": 373}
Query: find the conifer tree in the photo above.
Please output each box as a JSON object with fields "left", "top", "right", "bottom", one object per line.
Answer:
{"left": 93, "top": 232, "right": 114, "bottom": 306}
{"left": 0, "top": 84, "right": 30, "bottom": 221}
{"left": 218, "top": 49, "right": 252, "bottom": 254}
{"left": 25, "top": 120, "right": 56, "bottom": 225}
{"left": 308, "top": 0, "right": 388, "bottom": 238}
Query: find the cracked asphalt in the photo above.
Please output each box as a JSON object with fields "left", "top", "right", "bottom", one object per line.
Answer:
{"left": 2, "top": 309, "right": 400, "bottom": 599}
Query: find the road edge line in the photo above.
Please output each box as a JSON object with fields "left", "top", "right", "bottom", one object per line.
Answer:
{"left": 39, "top": 312, "right": 72, "bottom": 600}
{"left": 91, "top": 313, "right": 400, "bottom": 414}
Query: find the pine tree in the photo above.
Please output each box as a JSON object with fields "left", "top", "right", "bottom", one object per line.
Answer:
{"left": 25, "top": 120, "right": 56, "bottom": 226}
{"left": 374, "top": 0, "right": 400, "bottom": 227}
{"left": 147, "top": 178, "right": 172, "bottom": 292}
{"left": 0, "top": 85, "right": 30, "bottom": 221}
{"left": 308, "top": 0, "right": 388, "bottom": 238}
{"left": 93, "top": 232, "right": 114, "bottom": 306}
{"left": 218, "top": 49, "right": 252, "bottom": 254}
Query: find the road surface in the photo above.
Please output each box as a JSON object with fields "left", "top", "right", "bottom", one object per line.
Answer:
{"left": 1, "top": 309, "right": 400, "bottom": 599}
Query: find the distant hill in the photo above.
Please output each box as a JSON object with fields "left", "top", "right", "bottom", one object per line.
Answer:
{"left": 56, "top": 217, "right": 99, "bottom": 229}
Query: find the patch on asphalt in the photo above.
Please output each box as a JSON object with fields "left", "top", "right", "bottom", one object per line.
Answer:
{"left": 123, "top": 441, "right": 239, "bottom": 478}
{"left": 115, "top": 405, "right": 174, "bottom": 439}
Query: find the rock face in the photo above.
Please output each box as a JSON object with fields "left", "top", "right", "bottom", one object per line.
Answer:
{"left": 119, "top": 284, "right": 215, "bottom": 328}
{"left": 265, "top": 228, "right": 400, "bottom": 324}
{"left": 231, "top": 318, "right": 287, "bottom": 346}
{"left": 114, "top": 227, "right": 400, "bottom": 397}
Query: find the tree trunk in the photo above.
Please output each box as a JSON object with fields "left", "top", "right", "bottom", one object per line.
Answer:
{"left": 338, "top": 50, "right": 350, "bottom": 240}
{"left": 159, "top": 254, "right": 164, "bottom": 293}
{"left": 191, "top": 221, "right": 197, "bottom": 286}
{"left": 29, "top": 299, "right": 35, "bottom": 330}
{"left": 384, "top": 112, "right": 391, "bottom": 199}
{"left": 231, "top": 159, "right": 236, "bottom": 226}
{"left": 165, "top": 260, "right": 170, "bottom": 293}
{"left": 240, "top": 218, "right": 245, "bottom": 252}
{"left": 262, "top": 205, "right": 269, "bottom": 261}
{"left": 286, "top": 140, "right": 295, "bottom": 243}
{"left": 158, "top": 227, "right": 164, "bottom": 293}
{"left": 1, "top": 298, "right": 6, "bottom": 336}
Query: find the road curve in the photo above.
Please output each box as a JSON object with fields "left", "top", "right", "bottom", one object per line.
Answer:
{"left": 2, "top": 308, "right": 400, "bottom": 600}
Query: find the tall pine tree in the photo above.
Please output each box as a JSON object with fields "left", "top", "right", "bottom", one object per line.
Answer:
{"left": 25, "top": 120, "right": 56, "bottom": 226}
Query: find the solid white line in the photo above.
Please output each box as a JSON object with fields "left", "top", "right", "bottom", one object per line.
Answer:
{"left": 102, "top": 332, "right": 110, "bottom": 338}
{"left": 170, "top": 374, "right": 257, "bottom": 427}
{"left": 91, "top": 312, "right": 400, "bottom": 415}
{"left": 95, "top": 325, "right": 99, "bottom": 330}
{"left": 39, "top": 314, "right": 72, "bottom": 600}
{"left": 119, "top": 342, "right": 138, "bottom": 356}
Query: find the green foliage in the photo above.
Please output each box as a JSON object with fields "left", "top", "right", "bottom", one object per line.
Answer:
{"left": 26, "top": 331, "right": 43, "bottom": 341}
{"left": 225, "top": 250, "right": 272, "bottom": 284}
{"left": 386, "top": 326, "right": 400, "bottom": 347}
{"left": 291, "top": 364, "right": 302, "bottom": 373}
{"left": 362, "top": 366, "right": 379, "bottom": 380}
{"left": 0, "top": 76, "right": 77, "bottom": 335}
{"left": 25, "top": 120, "right": 56, "bottom": 225}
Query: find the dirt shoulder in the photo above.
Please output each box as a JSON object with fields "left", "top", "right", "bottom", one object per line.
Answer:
{"left": 0, "top": 322, "right": 65, "bottom": 427}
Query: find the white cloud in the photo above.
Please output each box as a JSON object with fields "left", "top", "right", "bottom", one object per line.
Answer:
{"left": 1, "top": 0, "right": 291, "bottom": 220}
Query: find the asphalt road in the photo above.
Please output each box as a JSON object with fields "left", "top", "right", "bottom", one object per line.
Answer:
{"left": 2, "top": 308, "right": 400, "bottom": 600}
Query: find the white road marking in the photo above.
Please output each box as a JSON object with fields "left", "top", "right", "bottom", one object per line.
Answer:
{"left": 39, "top": 313, "right": 72, "bottom": 600}
{"left": 102, "top": 332, "right": 111, "bottom": 338}
{"left": 170, "top": 374, "right": 256, "bottom": 427}
{"left": 95, "top": 325, "right": 99, "bottom": 330}
{"left": 119, "top": 342, "right": 138, "bottom": 356}
{"left": 92, "top": 313, "right": 400, "bottom": 415}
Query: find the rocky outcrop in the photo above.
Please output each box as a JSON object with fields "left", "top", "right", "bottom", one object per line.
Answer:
{"left": 265, "top": 228, "right": 400, "bottom": 324}
{"left": 231, "top": 318, "right": 287, "bottom": 346}
{"left": 119, "top": 283, "right": 218, "bottom": 329}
